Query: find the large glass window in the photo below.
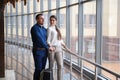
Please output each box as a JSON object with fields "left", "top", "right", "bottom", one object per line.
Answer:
{"left": 70, "top": 5, "right": 78, "bottom": 64}
{"left": 83, "top": 1, "right": 96, "bottom": 71}
{"left": 23, "top": 16, "right": 27, "bottom": 43}
{"left": 43, "top": 0, "right": 48, "bottom": 11}
{"left": 17, "top": 1, "right": 21, "bottom": 15}
{"left": 51, "top": 0, "right": 56, "bottom": 9}
{"left": 70, "top": 0, "right": 78, "bottom": 4}
{"left": 29, "top": 14, "right": 34, "bottom": 46}
{"left": 6, "top": 3, "right": 10, "bottom": 16}
{"left": 102, "top": 0, "right": 120, "bottom": 79}
{"left": 36, "top": 0, "right": 40, "bottom": 12}
{"left": 22, "top": 1, "right": 27, "bottom": 14}
{"left": 18, "top": 16, "right": 22, "bottom": 41}
{"left": 43, "top": 12, "right": 48, "bottom": 28}
{"left": 60, "top": 9, "right": 66, "bottom": 41}
{"left": 5, "top": 0, "right": 120, "bottom": 80}
{"left": 12, "top": 16, "right": 16, "bottom": 41}
{"left": 29, "top": 0, "right": 33, "bottom": 13}
{"left": 60, "top": 0, "right": 66, "bottom": 7}
{"left": 60, "top": 14, "right": 66, "bottom": 28}
{"left": 7, "top": 17, "right": 11, "bottom": 38}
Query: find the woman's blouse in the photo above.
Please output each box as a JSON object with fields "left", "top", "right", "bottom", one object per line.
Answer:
{"left": 47, "top": 26, "right": 64, "bottom": 47}
{"left": 47, "top": 26, "right": 58, "bottom": 46}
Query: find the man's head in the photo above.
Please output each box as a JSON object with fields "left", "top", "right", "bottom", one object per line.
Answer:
{"left": 36, "top": 14, "right": 44, "bottom": 25}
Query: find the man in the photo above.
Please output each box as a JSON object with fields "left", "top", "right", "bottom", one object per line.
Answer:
{"left": 31, "top": 14, "right": 49, "bottom": 80}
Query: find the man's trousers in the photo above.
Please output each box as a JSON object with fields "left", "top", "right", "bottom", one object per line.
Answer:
{"left": 32, "top": 48, "right": 47, "bottom": 80}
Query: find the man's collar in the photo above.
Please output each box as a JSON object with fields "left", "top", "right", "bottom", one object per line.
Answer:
{"left": 37, "top": 23, "right": 44, "bottom": 28}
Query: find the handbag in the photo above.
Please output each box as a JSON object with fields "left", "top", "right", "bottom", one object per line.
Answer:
{"left": 40, "top": 68, "right": 54, "bottom": 80}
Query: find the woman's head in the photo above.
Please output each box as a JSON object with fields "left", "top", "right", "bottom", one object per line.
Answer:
{"left": 49, "top": 15, "right": 62, "bottom": 40}
{"left": 50, "top": 15, "right": 57, "bottom": 26}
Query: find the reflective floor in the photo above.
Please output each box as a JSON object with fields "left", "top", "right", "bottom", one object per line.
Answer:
{"left": 6, "top": 42, "right": 119, "bottom": 80}
{"left": 0, "top": 70, "right": 15, "bottom": 80}
{"left": 5, "top": 43, "right": 85, "bottom": 80}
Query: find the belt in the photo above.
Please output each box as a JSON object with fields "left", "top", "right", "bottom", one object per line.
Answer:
{"left": 33, "top": 47, "right": 46, "bottom": 50}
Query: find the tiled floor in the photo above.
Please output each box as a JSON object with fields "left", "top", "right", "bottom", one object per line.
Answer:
{"left": 0, "top": 70, "right": 15, "bottom": 80}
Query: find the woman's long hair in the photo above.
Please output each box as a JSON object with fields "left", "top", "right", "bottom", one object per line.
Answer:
{"left": 50, "top": 15, "right": 62, "bottom": 40}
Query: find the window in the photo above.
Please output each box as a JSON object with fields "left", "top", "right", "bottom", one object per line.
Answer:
{"left": 89, "top": 15, "right": 96, "bottom": 27}
{"left": 60, "top": 14, "right": 66, "bottom": 27}
{"left": 87, "top": 40, "right": 95, "bottom": 54}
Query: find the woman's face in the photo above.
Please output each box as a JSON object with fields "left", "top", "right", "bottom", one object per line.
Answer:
{"left": 50, "top": 17, "right": 56, "bottom": 26}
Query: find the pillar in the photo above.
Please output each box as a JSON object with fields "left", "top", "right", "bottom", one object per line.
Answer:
{"left": 0, "top": 0, "right": 5, "bottom": 77}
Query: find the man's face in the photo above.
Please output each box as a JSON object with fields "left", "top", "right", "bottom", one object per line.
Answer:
{"left": 36, "top": 15, "right": 44, "bottom": 25}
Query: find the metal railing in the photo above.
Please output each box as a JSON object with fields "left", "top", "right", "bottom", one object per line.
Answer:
{"left": 5, "top": 40, "right": 34, "bottom": 80}
{"left": 5, "top": 40, "right": 120, "bottom": 80}
{"left": 65, "top": 51, "right": 120, "bottom": 80}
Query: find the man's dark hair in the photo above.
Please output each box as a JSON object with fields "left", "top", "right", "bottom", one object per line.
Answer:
{"left": 36, "top": 14, "right": 43, "bottom": 20}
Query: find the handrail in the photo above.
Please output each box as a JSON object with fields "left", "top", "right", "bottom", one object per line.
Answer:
{"left": 5, "top": 40, "right": 120, "bottom": 79}
{"left": 5, "top": 40, "right": 32, "bottom": 50}
{"left": 67, "top": 52, "right": 120, "bottom": 78}
{"left": 6, "top": 65, "right": 31, "bottom": 80}
{"left": 14, "top": 71, "right": 31, "bottom": 80}
{"left": 6, "top": 55, "right": 33, "bottom": 75}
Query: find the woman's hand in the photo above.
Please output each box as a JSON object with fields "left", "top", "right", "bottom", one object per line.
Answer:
{"left": 52, "top": 46, "right": 56, "bottom": 51}
{"left": 49, "top": 46, "right": 56, "bottom": 51}
{"left": 49, "top": 46, "right": 53, "bottom": 51}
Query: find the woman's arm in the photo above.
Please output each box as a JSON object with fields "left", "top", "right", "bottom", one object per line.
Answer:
{"left": 47, "top": 28, "right": 52, "bottom": 46}
{"left": 47, "top": 28, "right": 54, "bottom": 51}
{"left": 61, "top": 41, "right": 74, "bottom": 54}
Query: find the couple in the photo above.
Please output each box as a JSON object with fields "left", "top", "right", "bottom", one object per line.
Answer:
{"left": 31, "top": 14, "right": 74, "bottom": 80}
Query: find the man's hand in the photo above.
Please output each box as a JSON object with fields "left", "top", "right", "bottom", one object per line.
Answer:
{"left": 49, "top": 46, "right": 53, "bottom": 51}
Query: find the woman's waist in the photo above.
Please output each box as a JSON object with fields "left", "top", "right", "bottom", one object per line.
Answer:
{"left": 50, "top": 41, "right": 61, "bottom": 46}
{"left": 51, "top": 44, "right": 61, "bottom": 47}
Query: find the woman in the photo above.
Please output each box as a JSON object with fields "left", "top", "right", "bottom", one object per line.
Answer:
{"left": 47, "top": 15, "right": 74, "bottom": 80}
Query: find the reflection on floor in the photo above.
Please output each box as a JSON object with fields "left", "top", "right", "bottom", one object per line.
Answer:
{"left": 5, "top": 43, "right": 90, "bottom": 80}
{"left": 0, "top": 70, "right": 15, "bottom": 80}
{"left": 5, "top": 43, "right": 89, "bottom": 80}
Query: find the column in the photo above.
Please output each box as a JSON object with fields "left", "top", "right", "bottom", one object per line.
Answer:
{"left": 0, "top": 1, "right": 5, "bottom": 77}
